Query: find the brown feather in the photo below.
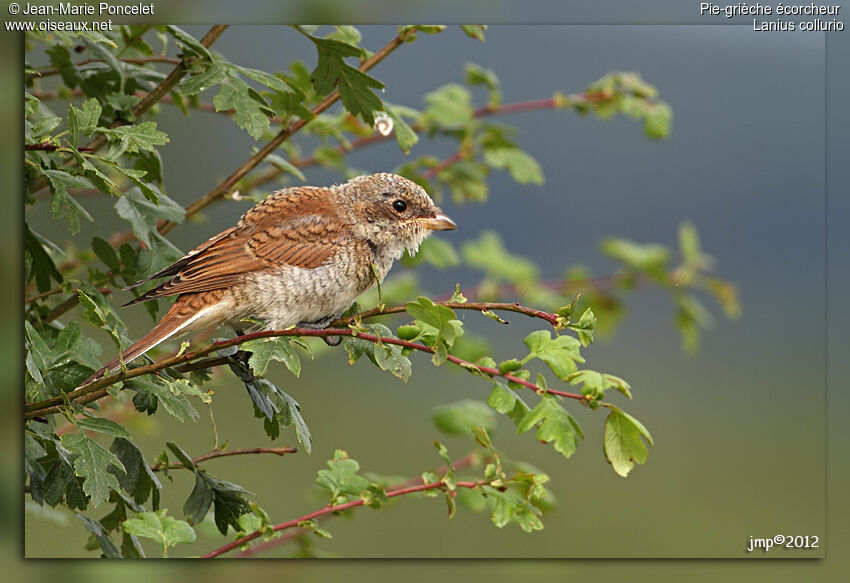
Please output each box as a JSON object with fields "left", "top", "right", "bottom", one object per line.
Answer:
{"left": 124, "top": 187, "right": 347, "bottom": 306}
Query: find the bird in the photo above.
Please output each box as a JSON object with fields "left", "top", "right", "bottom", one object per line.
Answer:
{"left": 84, "top": 173, "right": 456, "bottom": 383}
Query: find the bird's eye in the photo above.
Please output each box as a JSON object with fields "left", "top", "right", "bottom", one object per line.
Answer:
{"left": 392, "top": 199, "right": 407, "bottom": 213}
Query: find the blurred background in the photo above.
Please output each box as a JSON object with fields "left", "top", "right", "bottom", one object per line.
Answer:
{"left": 7, "top": 3, "right": 848, "bottom": 580}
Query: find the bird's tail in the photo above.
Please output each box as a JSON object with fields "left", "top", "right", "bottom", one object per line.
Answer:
{"left": 81, "top": 295, "right": 216, "bottom": 386}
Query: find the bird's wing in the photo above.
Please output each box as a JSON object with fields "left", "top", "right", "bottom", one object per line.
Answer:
{"left": 124, "top": 188, "right": 347, "bottom": 305}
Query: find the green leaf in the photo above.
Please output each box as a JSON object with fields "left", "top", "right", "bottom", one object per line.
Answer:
{"left": 316, "top": 449, "right": 370, "bottom": 504}
{"left": 76, "top": 418, "right": 130, "bottom": 438}
{"left": 165, "top": 25, "right": 212, "bottom": 60}
{"left": 242, "top": 337, "right": 301, "bottom": 377}
{"left": 517, "top": 397, "right": 581, "bottom": 459}
{"left": 127, "top": 376, "right": 200, "bottom": 423}
{"left": 679, "top": 221, "right": 703, "bottom": 265}
{"left": 42, "top": 169, "right": 94, "bottom": 234}
{"left": 567, "top": 369, "right": 632, "bottom": 399}
{"left": 77, "top": 515, "right": 121, "bottom": 558}
{"left": 265, "top": 153, "right": 306, "bottom": 182}
{"left": 213, "top": 77, "right": 272, "bottom": 140}
{"left": 308, "top": 35, "right": 385, "bottom": 124}
{"left": 432, "top": 400, "right": 496, "bottom": 436}
{"left": 603, "top": 406, "right": 654, "bottom": 477}
{"left": 522, "top": 331, "right": 584, "bottom": 380}
{"left": 484, "top": 147, "right": 544, "bottom": 185}
{"left": 180, "top": 61, "right": 227, "bottom": 95}
{"left": 61, "top": 432, "right": 125, "bottom": 507}
{"left": 384, "top": 104, "right": 419, "bottom": 153}
{"left": 123, "top": 510, "right": 196, "bottom": 556}
{"left": 99, "top": 121, "right": 169, "bottom": 159}
{"left": 406, "top": 297, "right": 462, "bottom": 349}
{"left": 24, "top": 224, "right": 63, "bottom": 292}
{"left": 460, "top": 25, "right": 487, "bottom": 42}
{"left": 423, "top": 84, "right": 472, "bottom": 129}
{"left": 114, "top": 187, "right": 185, "bottom": 247}
{"left": 601, "top": 238, "right": 670, "bottom": 277}
{"left": 644, "top": 102, "right": 673, "bottom": 139}
{"left": 91, "top": 236, "right": 121, "bottom": 272}
{"left": 111, "top": 437, "right": 162, "bottom": 505}
{"left": 465, "top": 62, "right": 501, "bottom": 106}
{"left": 184, "top": 471, "right": 252, "bottom": 534}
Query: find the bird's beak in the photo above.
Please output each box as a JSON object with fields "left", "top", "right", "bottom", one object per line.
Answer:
{"left": 419, "top": 213, "right": 458, "bottom": 231}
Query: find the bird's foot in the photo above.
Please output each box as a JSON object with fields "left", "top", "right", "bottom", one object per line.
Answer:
{"left": 296, "top": 313, "right": 344, "bottom": 346}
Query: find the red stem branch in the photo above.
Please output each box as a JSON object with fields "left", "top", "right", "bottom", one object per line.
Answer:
{"left": 203, "top": 479, "right": 485, "bottom": 558}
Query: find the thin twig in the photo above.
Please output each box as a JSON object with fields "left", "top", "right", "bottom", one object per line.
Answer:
{"left": 235, "top": 451, "right": 479, "bottom": 557}
{"left": 150, "top": 446, "right": 297, "bottom": 472}
{"left": 25, "top": 143, "right": 94, "bottom": 152}
{"left": 203, "top": 478, "right": 487, "bottom": 558}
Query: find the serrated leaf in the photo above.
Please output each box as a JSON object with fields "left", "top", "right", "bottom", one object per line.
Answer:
{"left": 61, "top": 432, "right": 125, "bottom": 506}
{"left": 99, "top": 121, "right": 169, "bottom": 159}
{"left": 213, "top": 77, "right": 271, "bottom": 140}
{"left": 180, "top": 61, "right": 227, "bottom": 95}
{"left": 42, "top": 169, "right": 94, "bottom": 234}
{"left": 242, "top": 336, "right": 301, "bottom": 377}
{"left": 114, "top": 187, "right": 185, "bottom": 246}
{"left": 522, "top": 331, "right": 584, "bottom": 380}
{"left": 309, "top": 36, "right": 384, "bottom": 124}
{"left": 316, "top": 449, "right": 370, "bottom": 502}
{"left": 128, "top": 376, "right": 199, "bottom": 422}
{"left": 76, "top": 418, "right": 130, "bottom": 438}
{"left": 516, "top": 397, "right": 581, "bottom": 458}
{"left": 111, "top": 437, "right": 161, "bottom": 505}
{"left": 165, "top": 25, "right": 212, "bottom": 60}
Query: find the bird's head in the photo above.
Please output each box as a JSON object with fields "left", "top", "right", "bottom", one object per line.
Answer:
{"left": 339, "top": 173, "right": 457, "bottom": 257}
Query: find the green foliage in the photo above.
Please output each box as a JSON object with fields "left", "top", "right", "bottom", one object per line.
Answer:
{"left": 122, "top": 510, "right": 196, "bottom": 557}
{"left": 22, "top": 24, "right": 734, "bottom": 558}
{"left": 603, "top": 405, "right": 654, "bottom": 477}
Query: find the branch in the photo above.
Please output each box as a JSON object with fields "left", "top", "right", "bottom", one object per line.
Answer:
{"left": 157, "top": 26, "right": 417, "bottom": 238}
{"left": 241, "top": 91, "right": 610, "bottom": 191}
{"left": 203, "top": 478, "right": 486, "bottom": 558}
{"left": 26, "top": 286, "right": 110, "bottom": 305}
{"left": 235, "top": 451, "right": 479, "bottom": 557}
{"left": 150, "top": 446, "right": 297, "bottom": 472}
{"left": 329, "top": 300, "right": 563, "bottom": 329}
{"left": 25, "top": 143, "right": 94, "bottom": 152}
{"left": 24, "top": 308, "right": 587, "bottom": 420}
